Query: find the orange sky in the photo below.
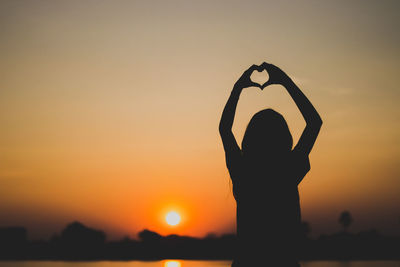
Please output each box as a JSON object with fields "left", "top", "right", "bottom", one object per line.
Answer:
{"left": 1, "top": 0, "right": 399, "bottom": 240}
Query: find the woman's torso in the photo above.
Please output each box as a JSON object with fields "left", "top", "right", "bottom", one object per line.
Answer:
{"left": 232, "top": 153, "right": 306, "bottom": 261}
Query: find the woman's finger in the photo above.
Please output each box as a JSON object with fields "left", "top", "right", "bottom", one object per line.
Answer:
{"left": 261, "top": 80, "right": 273, "bottom": 89}
{"left": 250, "top": 81, "right": 262, "bottom": 88}
{"left": 245, "top": 64, "right": 259, "bottom": 75}
{"left": 261, "top": 62, "right": 268, "bottom": 68}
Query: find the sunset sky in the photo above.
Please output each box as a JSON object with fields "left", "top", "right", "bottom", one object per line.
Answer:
{"left": 1, "top": 0, "right": 399, "bottom": 240}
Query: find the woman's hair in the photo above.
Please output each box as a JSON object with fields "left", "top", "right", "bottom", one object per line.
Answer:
{"left": 241, "top": 109, "right": 293, "bottom": 159}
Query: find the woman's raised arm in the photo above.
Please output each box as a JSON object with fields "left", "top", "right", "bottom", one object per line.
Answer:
{"left": 219, "top": 64, "right": 261, "bottom": 155}
{"left": 261, "top": 62, "right": 323, "bottom": 156}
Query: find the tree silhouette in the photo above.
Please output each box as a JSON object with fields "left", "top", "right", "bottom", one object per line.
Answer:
{"left": 338, "top": 211, "right": 353, "bottom": 232}
{"left": 138, "top": 229, "right": 162, "bottom": 243}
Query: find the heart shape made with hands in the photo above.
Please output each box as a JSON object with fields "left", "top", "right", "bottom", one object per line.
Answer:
{"left": 250, "top": 66, "right": 270, "bottom": 89}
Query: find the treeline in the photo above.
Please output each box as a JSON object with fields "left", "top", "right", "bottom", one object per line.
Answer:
{"left": 0, "top": 214, "right": 399, "bottom": 260}
{"left": 0, "top": 222, "right": 235, "bottom": 260}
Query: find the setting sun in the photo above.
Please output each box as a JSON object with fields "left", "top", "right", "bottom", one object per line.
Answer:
{"left": 164, "top": 260, "right": 181, "bottom": 267}
{"left": 165, "top": 211, "right": 181, "bottom": 226}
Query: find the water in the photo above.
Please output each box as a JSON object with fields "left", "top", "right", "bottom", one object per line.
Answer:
{"left": 0, "top": 261, "right": 399, "bottom": 267}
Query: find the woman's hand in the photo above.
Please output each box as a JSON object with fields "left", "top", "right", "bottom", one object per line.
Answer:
{"left": 260, "top": 62, "right": 291, "bottom": 89}
{"left": 234, "top": 64, "right": 263, "bottom": 89}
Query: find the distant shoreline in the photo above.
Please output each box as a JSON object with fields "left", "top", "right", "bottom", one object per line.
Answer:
{"left": 1, "top": 222, "right": 399, "bottom": 261}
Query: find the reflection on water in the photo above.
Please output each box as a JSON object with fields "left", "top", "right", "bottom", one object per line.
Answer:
{"left": 164, "top": 260, "right": 181, "bottom": 267}
{"left": 0, "top": 261, "right": 400, "bottom": 267}
{"left": 301, "top": 262, "right": 400, "bottom": 267}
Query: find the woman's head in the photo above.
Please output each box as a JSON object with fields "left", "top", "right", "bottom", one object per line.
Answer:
{"left": 242, "top": 109, "right": 293, "bottom": 160}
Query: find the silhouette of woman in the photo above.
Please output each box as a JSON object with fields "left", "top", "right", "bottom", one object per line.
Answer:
{"left": 219, "top": 62, "right": 322, "bottom": 266}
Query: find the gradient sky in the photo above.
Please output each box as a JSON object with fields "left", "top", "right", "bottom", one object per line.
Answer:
{"left": 1, "top": 0, "right": 399, "bottom": 240}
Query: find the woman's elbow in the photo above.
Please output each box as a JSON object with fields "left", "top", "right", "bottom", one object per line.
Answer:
{"left": 219, "top": 121, "right": 230, "bottom": 135}
{"left": 311, "top": 114, "right": 323, "bottom": 127}
{"left": 315, "top": 116, "right": 323, "bottom": 128}
{"left": 218, "top": 123, "right": 225, "bottom": 135}
{"left": 305, "top": 116, "right": 322, "bottom": 131}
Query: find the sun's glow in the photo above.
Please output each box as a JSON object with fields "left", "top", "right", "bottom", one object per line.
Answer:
{"left": 165, "top": 211, "right": 181, "bottom": 226}
{"left": 164, "top": 260, "right": 181, "bottom": 267}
